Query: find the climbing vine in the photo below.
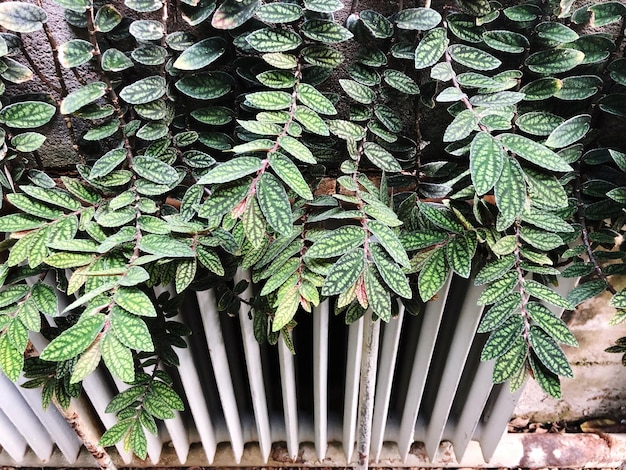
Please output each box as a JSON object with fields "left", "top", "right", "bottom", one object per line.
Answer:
{"left": 0, "top": 0, "right": 625, "bottom": 459}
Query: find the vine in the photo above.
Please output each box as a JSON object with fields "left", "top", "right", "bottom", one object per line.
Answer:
{"left": 0, "top": 0, "right": 624, "bottom": 460}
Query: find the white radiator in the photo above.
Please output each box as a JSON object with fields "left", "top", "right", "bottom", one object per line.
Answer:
{"left": 0, "top": 272, "right": 577, "bottom": 467}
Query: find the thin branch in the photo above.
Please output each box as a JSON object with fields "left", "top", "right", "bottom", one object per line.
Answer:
{"left": 17, "top": 40, "right": 61, "bottom": 94}
{"left": 574, "top": 170, "right": 618, "bottom": 295}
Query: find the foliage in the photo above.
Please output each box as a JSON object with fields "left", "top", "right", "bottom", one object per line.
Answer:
{"left": 0, "top": 0, "right": 624, "bottom": 458}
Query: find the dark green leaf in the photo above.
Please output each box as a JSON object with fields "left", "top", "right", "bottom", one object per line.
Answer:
{"left": 301, "top": 19, "right": 353, "bottom": 43}
{"left": 395, "top": 7, "right": 441, "bottom": 30}
{"left": 480, "top": 314, "right": 523, "bottom": 360}
{"left": 527, "top": 302, "right": 578, "bottom": 346}
{"left": 0, "top": 101, "right": 56, "bottom": 129}
{"left": 40, "top": 314, "right": 105, "bottom": 361}
{"left": 418, "top": 247, "right": 448, "bottom": 302}
{"left": 529, "top": 325, "right": 573, "bottom": 378}
{"left": 211, "top": 0, "right": 259, "bottom": 29}
{"left": 321, "top": 248, "right": 365, "bottom": 296}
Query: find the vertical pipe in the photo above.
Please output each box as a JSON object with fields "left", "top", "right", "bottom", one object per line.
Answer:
{"left": 342, "top": 318, "right": 363, "bottom": 463}
{"left": 235, "top": 269, "right": 272, "bottom": 462}
{"left": 371, "top": 304, "right": 405, "bottom": 462}
{"left": 355, "top": 314, "right": 380, "bottom": 470}
{"left": 313, "top": 301, "right": 329, "bottom": 460}
{"left": 278, "top": 333, "right": 299, "bottom": 460}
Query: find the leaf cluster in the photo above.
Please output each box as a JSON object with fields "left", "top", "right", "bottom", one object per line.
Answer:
{"left": 0, "top": 0, "right": 624, "bottom": 455}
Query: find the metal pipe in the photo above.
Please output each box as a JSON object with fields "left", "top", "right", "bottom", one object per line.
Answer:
{"left": 355, "top": 314, "right": 380, "bottom": 469}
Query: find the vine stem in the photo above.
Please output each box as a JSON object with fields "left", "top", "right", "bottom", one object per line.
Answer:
{"left": 574, "top": 170, "right": 618, "bottom": 294}
{"left": 24, "top": 343, "right": 118, "bottom": 470}
{"left": 355, "top": 315, "right": 380, "bottom": 470}
{"left": 85, "top": 3, "right": 134, "bottom": 165}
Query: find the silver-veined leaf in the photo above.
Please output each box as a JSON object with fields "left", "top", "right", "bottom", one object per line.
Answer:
{"left": 173, "top": 37, "right": 226, "bottom": 70}
{"left": 0, "top": 2, "right": 47, "bottom": 33}
{"left": 0, "top": 101, "right": 56, "bottom": 129}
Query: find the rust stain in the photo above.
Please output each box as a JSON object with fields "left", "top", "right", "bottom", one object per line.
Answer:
{"left": 519, "top": 433, "right": 610, "bottom": 468}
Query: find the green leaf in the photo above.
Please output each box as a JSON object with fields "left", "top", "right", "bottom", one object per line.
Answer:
{"left": 256, "top": 70, "right": 297, "bottom": 89}
{"left": 418, "top": 202, "right": 465, "bottom": 234}
{"left": 301, "top": 45, "right": 344, "bottom": 68}
{"left": 198, "top": 157, "right": 262, "bottom": 184}
{"left": 448, "top": 44, "right": 501, "bottom": 71}
{"left": 482, "top": 30, "right": 529, "bottom": 53}
{"left": 445, "top": 232, "right": 476, "bottom": 278}
{"left": 525, "top": 48, "right": 585, "bottom": 75}
{"left": 296, "top": 83, "right": 337, "bottom": 115}
{"left": 114, "top": 288, "right": 157, "bottom": 318}
{"left": 478, "top": 272, "right": 519, "bottom": 305}
{"left": 321, "top": 248, "right": 366, "bottom": 296}
{"left": 470, "top": 91, "right": 524, "bottom": 107}
{"left": 1, "top": 57, "right": 33, "bottom": 83}
{"left": 527, "top": 302, "right": 577, "bottom": 347}
{"left": 293, "top": 105, "right": 330, "bottom": 136}
{"left": 268, "top": 152, "right": 313, "bottom": 199}
{"left": 257, "top": 172, "right": 292, "bottom": 236}
{"left": 383, "top": 69, "right": 420, "bottom": 94}
{"left": 271, "top": 285, "right": 299, "bottom": 331}
{"left": 129, "top": 19, "right": 164, "bottom": 41}
{"left": 61, "top": 82, "right": 107, "bottom": 114}
{"left": 492, "top": 336, "right": 526, "bottom": 383}
{"left": 129, "top": 423, "right": 147, "bottom": 460}
{"left": 520, "top": 226, "right": 563, "bottom": 251}
{"left": 494, "top": 158, "right": 526, "bottom": 227}
{"left": 481, "top": 314, "right": 524, "bottom": 360}
{"left": 94, "top": 5, "right": 122, "bottom": 32}
{"left": 111, "top": 306, "right": 154, "bottom": 352}
{"left": 0, "top": 2, "right": 47, "bottom": 33}
{"left": 40, "top": 314, "right": 105, "bottom": 361}
{"left": 196, "top": 246, "right": 224, "bottom": 275}
{"left": 500, "top": 133, "right": 573, "bottom": 172}
{"left": 238, "top": 119, "right": 282, "bottom": 135}
{"left": 255, "top": 2, "right": 303, "bottom": 23}
{"left": 11, "top": 132, "right": 45, "bottom": 152}
{"left": 470, "top": 131, "right": 505, "bottom": 195}
{"left": 301, "top": 19, "right": 353, "bottom": 43}
{"left": 367, "top": 220, "right": 410, "bottom": 269}
{"left": 474, "top": 255, "right": 515, "bottom": 286}
{"left": 477, "top": 293, "right": 522, "bottom": 333}
{"left": 245, "top": 28, "right": 302, "bottom": 53}
{"left": 535, "top": 21, "right": 579, "bottom": 43}
{"left": 543, "top": 114, "right": 591, "bottom": 149}
{"left": 101, "top": 49, "right": 133, "bottom": 72}
{"left": 370, "top": 243, "right": 411, "bottom": 298}
{"left": 31, "top": 282, "right": 57, "bottom": 316}
{"left": 133, "top": 156, "right": 178, "bottom": 185}
{"left": 90, "top": 149, "right": 127, "bottom": 179}
{"left": 125, "top": 0, "right": 163, "bottom": 12}
{"left": 529, "top": 354, "right": 561, "bottom": 399}
{"left": 119, "top": 76, "right": 165, "bottom": 105}
{"left": 516, "top": 111, "right": 563, "bottom": 136}
{"left": 0, "top": 213, "right": 45, "bottom": 232}
{"left": 305, "top": 226, "right": 366, "bottom": 260}
{"left": 173, "top": 37, "right": 226, "bottom": 70}
{"left": 365, "top": 266, "right": 391, "bottom": 321}
{"left": 138, "top": 234, "right": 195, "bottom": 258}
{"left": 522, "top": 207, "right": 574, "bottom": 233}
{"left": 246, "top": 90, "right": 292, "bottom": 110}
{"left": 611, "top": 289, "right": 626, "bottom": 309}
{"left": 304, "top": 0, "right": 342, "bottom": 13}
{"left": 555, "top": 75, "right": 602, "bottom": 100}
{"left": 99, "top": 419, "right": 132, "bottom": 447}
{"left": 0, "top": 285, "right": 29, "bottom": 309}
{"left": 58, "top": 39, "right": 93, "bottom": 68}
{"left": 101, "top": 332, "right": 135, "bottom": 383}
{"left": 0, "top": 335, "right": 23, "bottom": 382}
{"left": 360, "top": 9, "right": 393, "bottom": 38}
{"left": 363, "top": 142, "right": 402, "bottom": 172}
{"left": 261, "top": 257, "right": 300, "bottom": 296}
{"left": 524, "top": 280, "right": 573, "bottom": 309}
{"left": 395, "top": 7, "right": 441, "bottom": 30}
{"left": 83, "top": 120, "right": 120, "bottom": 141}
{"left": 443, "top": 110, "right": 479, "bottom": 143}
{"left": 6, "top": 193, "right": 63, "bottom": 220}
{"left": 211, "top": 0, "right": 259, "bottom": 29}
{"left": 328, "top": 120, "right": 366, "bottom": 140}
{"left": 567, "top": 280, "right": 607, "bottom": 308}
{"left": 400, "top": 230, "right": 448, "bottom": 251}
{"left": 418, "top": 247, "right": 448, "bottom": 302}
{"left": 0, "top": 101, "right": 56, "bottom": 129}
{"left": 529, "top": 325, "right": 573, "bottom": 378}
{"left": 70, "top": 338, "right": 102, "bottom": 384}
{"left": 339, "top": 79, "right": 375, "bottom": 104}
{"left": 18, "top": 298, "right": 41, "bottom": 332}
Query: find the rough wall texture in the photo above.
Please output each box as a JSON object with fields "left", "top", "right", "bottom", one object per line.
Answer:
{"left": 515, "top": 277, "right": 626, "bottom": 423}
